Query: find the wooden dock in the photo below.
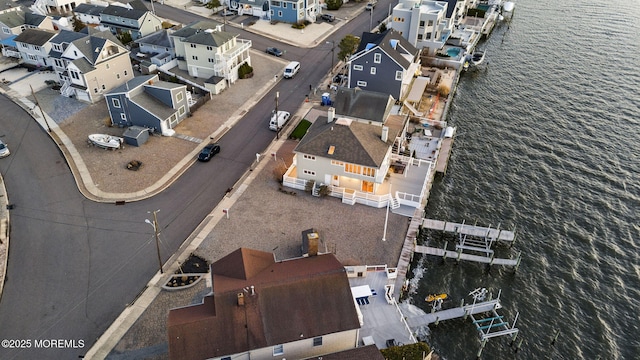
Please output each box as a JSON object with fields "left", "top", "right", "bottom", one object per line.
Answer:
{"left": 435, "top": 137, "right": 453, "bottom": 174}
{"left": 415, "top": 245, "right": 521, "bottom": 266}
{"left": 422, "top": 219, "right": 515, "bottom": 243}
{"left": 405, "top": 299, "right": 502, "bottom": 327}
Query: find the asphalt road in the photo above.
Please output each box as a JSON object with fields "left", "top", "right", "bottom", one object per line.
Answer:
{"left": 0, "top": 3, "right": 391, "bottom": 358}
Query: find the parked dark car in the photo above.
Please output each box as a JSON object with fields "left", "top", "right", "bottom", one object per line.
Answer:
{"left": 320, "top": 13, "right": 335, "bottom": 22}
{"left": 266, "top": 47, "right": 283, "bottom": 57}
{"left": 198, "top": 143, "right": 221, "bottom": 162}
{"left": 218, "top": 9, "right": 236, "bottom": 16}
{"left": 332, "top": 73, "right": 347, "bottom": 85}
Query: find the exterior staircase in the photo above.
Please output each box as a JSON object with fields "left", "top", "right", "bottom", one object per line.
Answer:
{"left": 389, "top": 195, "right": 401, "bottom": 209}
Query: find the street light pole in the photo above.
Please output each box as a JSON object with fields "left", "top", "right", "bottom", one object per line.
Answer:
{"left": 145, "top": 210, "right": 163, "bottom": 274}
{"left": 326, "top": 40, "right": 335, "bottom": 73}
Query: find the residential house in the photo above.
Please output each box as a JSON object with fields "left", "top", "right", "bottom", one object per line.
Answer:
{"left": 99, "top": 1, "right": 162, "bottom": 40}
{"left": 133, "top": 29, "right": 174, "bottom": 66}
{"left": 269, "top": 0, "right": 319, "bottom": 24}
{"left": 13, "top": 28, "right": 57, "bottom": 67}
{"left": 228, "top": 0, "right": 269, "bottom": 18}
{"left": 0, "top": 6, "right": 55, "bottom": 56}
{"left": 73, "top": 3, "right": 106, "bottom": 25}
{"left": 49, "top": 29, "right": 86, "bottom": 77}
{"left": 167, "top": 248, "right": 361, "bottom": 360}
{"left": 347, "top": 29, "right": 421, "bottom": 102}
{"left": 105, "top": 74, "right": 188, "bottom": 135}
{"left": 39, "top": 0, "right": 87, "bottom": 14}
{"left": 170, "top": 21, "right": 251, "bottom": 92}
{"left": 55, "top": 29, "right": 134, "bottom": 103}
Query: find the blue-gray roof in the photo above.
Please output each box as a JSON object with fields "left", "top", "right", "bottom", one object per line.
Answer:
{"left": 73, "top": 3, "right": 107, "bottom": 16}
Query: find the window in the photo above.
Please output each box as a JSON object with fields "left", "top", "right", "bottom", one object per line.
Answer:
{"left": 283, "top": 2, "right": 287, "bottom": 8}
{"left": 273, "top": 344, "right": 284, "bottom": 356}
{"left": 176, "top": 92, "right": 183, "bottom": 102}
{"left": 102, "top": 84, "right": 106, "bottom": 90}
{"left": 208, "top": 58, "right": 214, "bottom": 63}
{"left": 395, "top": 71, "right": 402, "bottom": 81}
{"left": 179, "top": 106, "right": 185, "bottom": 115}
{"left": 357, "top": 80, "right": 367, "bottom": 87}
{"left": 120, "top": 113, "right": 127, "bottom": 120}
{"left": 370, "top": 67, "right": 376, "bottom": 75}
{"left": 353, "top": 64, "right": 363, "bottom": 71}
{"left": 2, "top": 27, "right": 10, "bottom": 34}
{"left": 374, "top": 53, "right": 381, "bottom": 63}
{"left": 124, "top": 70, "right": 128, "bottom": 76}
{"left": 313, "top": 337, "right": 323, "bottom": 346}
{"left": 278, "top": 10, "right": 282, "bottom": 16}
{"left": 271, "top": 0, "right": 281, "bottom": 6}
{"left": 426, "top": 33, "right": 431, "bottom": 40}
{"left": 112, "top": 98, "right": 121, "bottom": 108}
{"left": 106, "top": 63, "right": 110, "bottom": 69}
{"left": 116, "top": 73, "right": 120, "bottom": 79}
{"left": 190, "top": 44, "right": 196, "bottom": 48}
{"left": 28, "top": 54, "right": 37, "bottom": 61}
{"left": 34, "top": 45, "right": 40, "bottom": 51}
{"left": 419, "top": 20, "right": 424, "bottom": 27}
{"left": 331, "top": 160, "right": 344, "bottom": 166}
{"left": 206, "top": 46, "right": 213, "bottom": 51}
{"left": 192, "top": 55, "right": 198, "bottom": 60}
{"left": 303, "top": 154, "right": 316, "bottom": 160}
{"left": 362, "top": 167, "right": 375, "bottom": 177}
{"left": 345, "top": 163, "right": 361, "bottom": 174}
{"left": 94, "top": 88, "right": 98, "bottom": 93}
{"left": 53, "top": 44, "right": 61, "bottom": 51}
{"left": 417, "top": 34, "right": 423, "bottom": 40}
{"left": 428, "top": 20, "right": 433, "bottom": 26}
{"left": 221, "top": 357, "right": 231, "bottom": 360}
{"left": 303, "top": 169, "right": 316, "bottom": 176}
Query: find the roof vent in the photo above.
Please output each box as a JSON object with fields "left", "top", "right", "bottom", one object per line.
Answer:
{"left": 237, "top": 293, "right": 245, "bottom": 306}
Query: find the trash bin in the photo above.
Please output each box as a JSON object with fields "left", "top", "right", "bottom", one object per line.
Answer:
{"left": 321, "top": 93, "right": 332, "bottom": 106}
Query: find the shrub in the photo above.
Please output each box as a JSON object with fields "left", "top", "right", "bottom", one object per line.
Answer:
{"left": 292, "top": 22, "right": 306, "bottom": 29}
{"left": 326, "top": 0, "right": 343, "bottom": 10}
{"left": 380, "top": 342, "right": 431, "bottom": 360}
{"left": 290, "top": 119, "right": 311, "bottom": 140}
{"left": 437, "top": 84, "right": 450, "bottom": 97}
{"left": 238, "top": 63, "right": 253, "bottom": 79}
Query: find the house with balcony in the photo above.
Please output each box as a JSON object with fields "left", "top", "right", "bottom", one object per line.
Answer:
{"left": 49, "top": 29, "right": 87, "bottom": 76}
{"left": 105, "top": 74, "right": 188, "bottom": 135}
{"left": 73, "top": 3, "right": 106, "bottom": 25}
{"left": 169, "top": 21, "right": 251, "bottom": 93}
{"left": 133, "top": 29, "right": 174, "bottom": 66}
{"left": 0, "top": 6, "right": 55, "bottom": 57}
{"left": 228, "top": 0, "right": 269, "bottom": 18}
{"left": 35, "top": 0, "right": 86, "bottom": 14}
{"left": 269, "top": 0, "right": 319, "bottom": 24}
{"left": 54, "top": 29, "right": 134, "bottom": 103}
{"left": 347, "top": 29, "right": 421, "bottom": 102}
{"left": 13, "top": 28, "right": 57, "bottom": 67}
{"left": 99, "top": 1, "right": 162, "bottom": 40}
{"left": 167, "top": 248, "right": 361, "bottom": 360}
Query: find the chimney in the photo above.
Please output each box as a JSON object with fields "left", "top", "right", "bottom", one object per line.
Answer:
{"left": 327, "top": 107, "right": 335, "bottom": 123}
{"left": 307, "top": 232, "right": 319, "bottom": 257}
{"left": 381, "top": 126, "right": 389, "bottom": 142}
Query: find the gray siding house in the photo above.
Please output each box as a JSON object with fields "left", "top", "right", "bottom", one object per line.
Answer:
{"left": 347, "top": 29, "right": 421, "bottom": 101}
{"left": 105, "top": 74, "right": 188, "bottom": 135}
{"left": 133, "top": 29, "right": 174, "bottom": 66}
{"left": 99, "top": 1, "right": 162, "bottom": 40}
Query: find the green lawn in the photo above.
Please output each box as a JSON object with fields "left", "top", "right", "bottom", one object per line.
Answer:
{"left": 290, "top": 119, "right": 312, "bottom": 140}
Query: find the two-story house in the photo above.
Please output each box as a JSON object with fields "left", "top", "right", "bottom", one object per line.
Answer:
{"left": 55, "top": 29, "right": 134, "bottom": 103}
{"left": 99, "top": 1, "right": 162, "bottom": 40}
{"left": 49, "top": 29, "right": 86, "bottom": 78}
{"left": 133, "top": 29, "right": 174, "bottom": 66}
{"left": 347, "top": 29, "right": 421, "bottom": 102}
{"left": 167, "top": 248, "right": 361, "bottom": 360}
{"left": 228, "top": 0, "right": 269, "bottom": 18}
{"left": 39, "top": 0, "right": 86, "bottom": 14}
{"left": 72, "top": 3, "right": 106, "bottom": 25}
{"left": 13, "top": 28, "right": 57, "bottom": 67}
{"left": 269, "top": 0, "right": 318, "bottom": 24}
{"left": 170, "top": 21, "right": 251, "bottom": 91}
{"left": 105, "top": 74, "right": 188, "bottom": 135}
{"left": 0, "top": 6, "right": 55, "bottom": 57}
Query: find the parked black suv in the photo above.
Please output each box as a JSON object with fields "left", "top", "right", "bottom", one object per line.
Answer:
{"left": 321, "top": 13, "right": 335, "bottom": 22}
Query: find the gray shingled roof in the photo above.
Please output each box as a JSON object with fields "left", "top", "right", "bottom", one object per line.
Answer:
{"left": 131, "top": 91, "right": 177, "bottom": 120}
{"left": 68, "top": 30, "right": 123, "bottom": 65}
{"left": 355, "top": 29, "right": 419, "bottom": 70}
{"left": 0, "top": 10, "right": 25, "bottom": 28}
{"left": 49, "top": 30, "right": 88, "bottom": 58}
{"left": 170, "top": 20, "right": 223, "bottom": 38}
{"left": 24, "top": 12, "right": 47, "bottom": 27}
{"left": 101, "top": 4, "right": 147, "bottom": 20}
{"left": 167, "top": 249, "right": 360, "bottom": 360}
{"left": 73, "top": 3, "right": 107, "bottom": 16}
{"left": 135, "top": 29, "right": 172, "bottom": 48}
{"left": 332, "top": 87, "right": 395, "bottom": 123}
{"left": 108, "top": 74, "right": 156, "bottom": 94}
{"left": 184, "top": 30, "right": 235, "bottom": 47}
{"left": 13, "top": 28, "right": 56, "bottom": 46}
{"left": 294, "top": 116, "right": 395, "bottom": 168}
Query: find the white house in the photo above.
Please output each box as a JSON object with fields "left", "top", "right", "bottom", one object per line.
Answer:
{"left": 13, "top": 28, "right": 57, "bottom": 67}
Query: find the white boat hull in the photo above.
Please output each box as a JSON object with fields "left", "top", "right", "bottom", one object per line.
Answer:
{"left": 88, "top": 134, "right": 124, "bottom": 149}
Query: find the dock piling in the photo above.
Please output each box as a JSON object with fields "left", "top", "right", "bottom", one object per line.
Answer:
{"left": 551, "top": 329, "right": 560, "bottom": 345}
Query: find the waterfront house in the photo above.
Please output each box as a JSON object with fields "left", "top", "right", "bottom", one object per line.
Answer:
{"left": 99, "top": 1, "right": 162, "bottom": 40}
{"left": 167, "top": 248, "right": 361, "bottom": 360}
{"left": 133, "top": 29, "right": 175, "bottom": 67}
{"left": 105, "top": 74, "right": 188, "bottom": 135}
{"left": 38, "top": 0, "right": 87, "bottom": 14}
{"left": 13, "top": 28, "right": 57, "bottom": 67}
{"left": 72, "top": 3, "right": 106, "bottom": 25}
{"left": 54, "top": 29, "right": 134, "bottom": 103}
{"left": 347, "top": 29, "right": 421, "bottom": 102}
{"left": 169, "top": 21, "right": 252, "bottom": 92}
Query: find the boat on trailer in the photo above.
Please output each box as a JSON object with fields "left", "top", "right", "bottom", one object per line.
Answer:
{"left": 88, "top": 134, "right": 124, "bottom": 149}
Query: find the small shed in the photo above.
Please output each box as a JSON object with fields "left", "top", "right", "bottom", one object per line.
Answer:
{"left": 123, "top": 126, "right": 150, "bottom": 147}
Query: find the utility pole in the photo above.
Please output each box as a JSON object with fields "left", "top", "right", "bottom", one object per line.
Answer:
{"left": 30, "top": 85, "right": 51, "bottom": 132}
{"left": 275, "top": 91, "right": 280, "bottom": 139}
{"left": 326, "top": 40, "right": 335, "bottom": 73}
{"left": 145, "top": 210, "right": 163, "bottom": 274}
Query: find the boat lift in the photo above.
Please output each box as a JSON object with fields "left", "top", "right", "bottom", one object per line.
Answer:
{"left": 469, "top": 289, "right": 520, "bottom": 357}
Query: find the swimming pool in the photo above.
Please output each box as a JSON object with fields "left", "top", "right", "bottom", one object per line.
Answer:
{"left": 446, "top": 47, "right": 461, "bottom": 57}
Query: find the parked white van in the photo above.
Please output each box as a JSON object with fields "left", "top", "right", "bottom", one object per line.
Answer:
{"left": 283, "top": 61, "right": 300, "bottom": 79}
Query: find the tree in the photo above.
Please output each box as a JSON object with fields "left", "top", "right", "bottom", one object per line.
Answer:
{"left": 325, "top": 0, "right": 343, "bottom": 10}
{"left": 71, "top": 14, "right": 86, "bottom": 32}
{"left": 205, "top": 0, "right": 221, "bottom": 10}
{"left": 338, "top": 34, "right": 360, "bottom": 62}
